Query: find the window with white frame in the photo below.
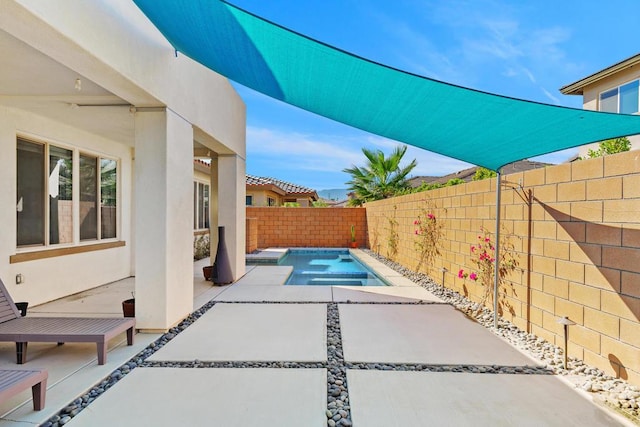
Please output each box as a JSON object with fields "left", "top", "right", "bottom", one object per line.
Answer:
{"left": 599, "top": 79, "right": 639, "bottom": 114}
{"left": 16, "top": 137, "right": 118, "bottom": 248}
{"left": 193, "top": 181, "right": 210, "bottom": 230}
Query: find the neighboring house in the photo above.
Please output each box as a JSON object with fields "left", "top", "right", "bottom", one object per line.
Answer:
{"left": 245, "top": 175, "right": 319, "bottom": 207}
{"left": 1, "top": 1, "right": 246, "bottom": 332}
{"left": 560, "top": 53, "right": 640, "bottom": 157}
{"left": 408, "top": 160, "right": 551, "bottom": 188}
{"left": 322, "top": 198, "right": 350, "bottom": 208}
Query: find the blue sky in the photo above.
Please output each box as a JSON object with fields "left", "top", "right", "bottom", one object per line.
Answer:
{"left": 230, "top": 0, "right": 640, "bottom": 191}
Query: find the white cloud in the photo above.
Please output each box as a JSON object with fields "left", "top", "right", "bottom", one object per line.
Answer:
{"left": 531, "top": 148, "right": 577, "bottom": 164}
{"left": 247, "top": 126, "right": 365, "bottom": 172}
{"left": 524, "top": 27, "right": 571, "bottom": 62}
{"left": 522, "top": 67, "right": 536, "bottom": 84}
{"left": 463, "top": 19, "right": 522, "bottom": 61}
{"left": 503, "top": 68, "right": 518, "bottom": 78}
{"left": 405, "top": 146, "right": 473, "bottom": 177}
{"left": 372, "top": 0, "right": 577, "bottom": 104}
{"left": 371, "top": 9, "right": 467, "bottom": 84}
{"left": 247, "top": 126, "right": 472, "bottom": 181}
{"left": 541, "top": 88, "right": 561, "bottom": 105}
{"left": 361, "top": 135, "right": 472, "bottom": 175}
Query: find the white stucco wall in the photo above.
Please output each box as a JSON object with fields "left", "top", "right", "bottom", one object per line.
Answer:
{"left": 0, "top": 106, "right": 133, "bottom": 305}
{"left": 134, "top": 110, "right": 194, "bottom": 330}
{"left": 219, "top": 155, "right": 246, "bottom": 280}
{"left": 0, "top": 0, "right": 246, "bottom": 324}
{"left": 194, "top": 169, "right": 211, "bottom": 186}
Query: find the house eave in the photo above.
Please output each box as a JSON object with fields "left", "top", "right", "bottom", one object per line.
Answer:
{"left": 560, "top": 53, "right": 640, "bottom": 95}
{"left": 285, "top": 192, "right": 319, "bottom": 201}
{"left": 246, "top": 184, "right": 286, "bottom": 196}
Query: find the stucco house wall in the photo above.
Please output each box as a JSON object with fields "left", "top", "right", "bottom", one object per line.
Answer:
{"left": 561, "top": 55, "right": 640, "bottom": 157}
{"left": 1, "top": 108, "right": 134, "bottom": 304}
{"left": 246, "top": 189, "right": 283, "bottom": 207}
{"left": 0, "top": 0, "right": 246, "bottom": 330}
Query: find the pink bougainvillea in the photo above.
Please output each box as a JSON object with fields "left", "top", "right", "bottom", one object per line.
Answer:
{"left": 414, "top": 200, "right": 445, "bottom": 273}
{"left": 459, "top": 227, "right": 520, "bottom": 311}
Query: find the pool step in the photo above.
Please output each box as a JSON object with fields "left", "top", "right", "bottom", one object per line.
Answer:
{"left": 307, "top": 278, "right": 364, "bottom": 286}
{"left": 296, "top": 271, "right": 369, "bottom": 278}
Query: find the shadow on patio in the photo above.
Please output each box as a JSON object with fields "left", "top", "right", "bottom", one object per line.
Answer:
{"left": 0, "top": 258, "right": 228, "bottom": 425}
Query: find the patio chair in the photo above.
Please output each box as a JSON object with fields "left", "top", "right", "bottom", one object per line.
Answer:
{"left": 0, "top": 278, "right": 135, "bottom": 365}
{"left": 0, "top": 369, "right": 47, "bottom": 410}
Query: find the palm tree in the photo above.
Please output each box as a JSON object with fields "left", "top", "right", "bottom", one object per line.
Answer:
{"left": 343, "top": 145, "right": 417, "bottom": 206}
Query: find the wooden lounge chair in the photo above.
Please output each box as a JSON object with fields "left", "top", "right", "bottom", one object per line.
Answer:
{"left": 0, "top": 278, "right": 135, "bottom": 365}
{"left": 0, "top": 369, "right": 47, "bottom": 410}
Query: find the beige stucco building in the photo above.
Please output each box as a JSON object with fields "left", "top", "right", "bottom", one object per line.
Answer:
{"left": 0, "top": 0, "right": 246, "bottom": 331}
{"left": 245, "top": 175, "right": 319, "bottom": 207}
{"left": 561, "top": 53, "right": 640, "bottom": 157}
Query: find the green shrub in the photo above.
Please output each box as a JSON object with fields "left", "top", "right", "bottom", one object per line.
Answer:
{"left": 194, "top": 234, "right": 210, "bottom": 260}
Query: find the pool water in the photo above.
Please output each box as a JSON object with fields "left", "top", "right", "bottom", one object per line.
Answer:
{"left": 280, "top": 249, "right": 387, "bottom": 286}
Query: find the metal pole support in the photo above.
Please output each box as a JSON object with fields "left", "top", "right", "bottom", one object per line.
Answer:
{"left": 493, "top": 172, "right": 502, "bottom": 329}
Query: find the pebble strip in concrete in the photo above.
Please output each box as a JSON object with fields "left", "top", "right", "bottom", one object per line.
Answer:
{"left": 41, "top": 250, "right": 640, "bottom": 426}
{"left": 326, "top": 302, "right": 351, "bottom": 426}
{"left": 43, "top": 302, "right": 562, "bottom": 427}
{"left": 365, "top": 250, "right": 640, "bottom": 425}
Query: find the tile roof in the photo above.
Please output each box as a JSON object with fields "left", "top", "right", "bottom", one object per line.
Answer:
{"left": 246, "top": 174, "right": 318, "bottom": 196}
{"left": 193, "top": 162, "right": 319, "bottom": 199}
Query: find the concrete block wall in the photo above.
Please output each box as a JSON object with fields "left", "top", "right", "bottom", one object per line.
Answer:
{"left": 366, "top": 150, "right": 640, "bottom": 386}
{"left": 246, "top": 217, "right": 258, "bottom": 253}
{"left": 58, "top": 200, "right": 73, "bottom": 243}
{"left": 245, "top": 207, "right": 367, "bottom": 249}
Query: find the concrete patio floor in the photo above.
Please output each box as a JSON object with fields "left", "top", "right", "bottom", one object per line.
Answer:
{"left": 0, "top": 258, "right": 229, "bottom": 426}
{"left": 0, "top": 253, "right": 633, "bottom": 426}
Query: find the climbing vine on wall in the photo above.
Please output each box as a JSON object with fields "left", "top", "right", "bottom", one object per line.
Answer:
{"left": 459, "top": 226, "right": 520, "bottom": 315}
{"left": 413, "top": 199, "right": 445, "bottom": 274}
{"left": 385, "top": 205, "right": 399, "bottom": 260}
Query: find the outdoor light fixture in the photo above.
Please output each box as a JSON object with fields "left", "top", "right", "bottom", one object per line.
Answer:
{"left": 74, "top": 78, "right": 82, "bottom": 91}
{"left": 556, "top": 316, "right": 576, "bottom": 369}
{"left": 440, "top": 267, "right": 448, "bottom": 287}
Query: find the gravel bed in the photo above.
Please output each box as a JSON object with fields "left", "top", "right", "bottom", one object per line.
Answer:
{"left": 345, "top": 363, "right": 551, "bottom": 374}
{"left": 365, "top": 249, "right": 640, "bottom": 424}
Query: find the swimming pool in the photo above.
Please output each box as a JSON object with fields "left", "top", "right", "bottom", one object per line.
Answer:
{"left": 280, "top": 249, "right": 388, "bottom": 286}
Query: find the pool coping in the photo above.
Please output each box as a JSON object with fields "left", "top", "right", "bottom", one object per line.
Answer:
{"left": 245, "top": 248, "right": 289, "bottom": 264}
{"left": 245, "top": 248, "right": 418, "bottom": 288}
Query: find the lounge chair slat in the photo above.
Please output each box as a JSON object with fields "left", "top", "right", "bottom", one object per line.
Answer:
{"left": 0, "top": 279, "right": 135, "bottom": 365}
{"left": 0, "top": 311, "right": 17, "bottom": 324}
{"left": 0, "top": 318, "right": 135, "bottom": 337}
{"left": 0, "top": 284, "right": 23, "bottom": 322}
{"left": 0, "top": 302, "right": 18, "bottom": 323}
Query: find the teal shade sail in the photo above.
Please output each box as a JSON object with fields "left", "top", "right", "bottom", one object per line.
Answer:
{"left": 133, "top": 0, "right": 640, "bottom": 170}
